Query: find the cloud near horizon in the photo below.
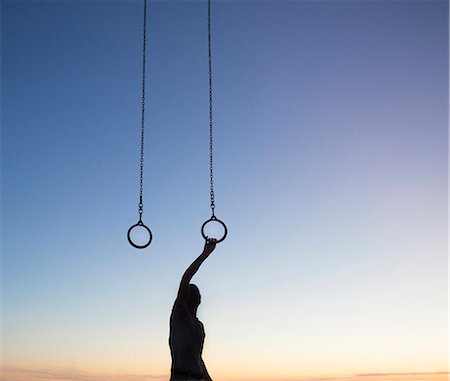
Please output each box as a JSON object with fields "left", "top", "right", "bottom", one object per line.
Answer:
{"left": 357, "top": 372, "right": 450, "bottom": 377}
{"left": 293, "top": 372, "right": 450, "bottom": 381}
{"left": 0, "top": 367, "right": 166, "bottom": 381}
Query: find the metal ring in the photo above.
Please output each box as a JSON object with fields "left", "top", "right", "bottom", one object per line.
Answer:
{"left": 201, "top": 216, "right": 227, "bottom": 243}
{"left": 127, "top": 222, "right": 152, "bottom": 249}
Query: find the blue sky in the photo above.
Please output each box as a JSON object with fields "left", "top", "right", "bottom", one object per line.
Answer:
{"left": 2, "top": 0, "right": 448, "bottom": 379}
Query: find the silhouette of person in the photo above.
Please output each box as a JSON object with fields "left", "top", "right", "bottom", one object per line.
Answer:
{"left": 169, "top": 239, "right": 216, "bottom": 381}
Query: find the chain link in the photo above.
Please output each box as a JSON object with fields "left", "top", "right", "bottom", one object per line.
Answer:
{"left": 138, "top": 0, "right": 147, "bottom": 221}
{"left": 208, "top": 0, "right": 216, "bottom": 216}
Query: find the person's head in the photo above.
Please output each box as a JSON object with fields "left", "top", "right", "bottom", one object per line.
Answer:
{"left": 187, "top": 284, "right": 201, "bottom": 311}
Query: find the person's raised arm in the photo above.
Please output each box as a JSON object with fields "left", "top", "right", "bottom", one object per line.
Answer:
{"left": 176, "top": 240, "right": 216, "bottom": 306}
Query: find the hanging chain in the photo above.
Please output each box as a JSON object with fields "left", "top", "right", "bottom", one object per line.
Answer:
{"left": 208, "top": 0, "right": 215, "bottom": 217}
{"left": 138, "top": 0, "right": 147, "bottom": 223}
{"left": 201, "top": 0, "right": 227, "bottom": 244}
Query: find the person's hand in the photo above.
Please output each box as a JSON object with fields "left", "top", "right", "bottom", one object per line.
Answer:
{"left": 203, "top": 238, "right": 217, "bottom": 255}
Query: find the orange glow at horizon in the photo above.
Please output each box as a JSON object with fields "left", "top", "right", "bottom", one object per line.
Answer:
{"left": 1, "top": 367, "right": 449, "bottom": 381}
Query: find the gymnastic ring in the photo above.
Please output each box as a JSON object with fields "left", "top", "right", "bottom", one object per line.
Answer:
{"left": 201, "top": 216, "right": 227, "bottom": 243}
{"left": 127, "top": 221, "right": 153, "bottom": 249}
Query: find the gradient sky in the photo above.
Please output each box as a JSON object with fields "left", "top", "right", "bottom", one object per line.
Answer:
{"left": 1, "top": 1, "right": 448, "bottom": 380}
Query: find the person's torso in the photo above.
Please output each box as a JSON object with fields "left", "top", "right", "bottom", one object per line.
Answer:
{"left": 169, "top": 304, "right": 205, "bottom": 374}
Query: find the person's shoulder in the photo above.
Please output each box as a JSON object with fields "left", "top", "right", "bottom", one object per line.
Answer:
{"left": 171, "top": 298, "right": 188, "bottom": 317}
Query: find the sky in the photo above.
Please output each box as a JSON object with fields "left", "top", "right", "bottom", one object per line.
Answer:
{"left": 1, "top": 0, "right": 448, "bottom": 381}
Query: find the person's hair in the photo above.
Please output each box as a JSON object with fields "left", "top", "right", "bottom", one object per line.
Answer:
{"left": 188, "top": 284, "right": 201, "bottom": 306}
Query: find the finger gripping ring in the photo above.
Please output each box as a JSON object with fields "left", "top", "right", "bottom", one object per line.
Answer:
{"left": 201, "top": 216, "right": 227, "bottom": 243}
{"left": 127, "top": 222, "right": 153, "bottom": 249}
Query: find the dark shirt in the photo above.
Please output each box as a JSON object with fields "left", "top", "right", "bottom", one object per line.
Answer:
{"left": 169, "top": 302, "right": 205, "bottom": 374}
